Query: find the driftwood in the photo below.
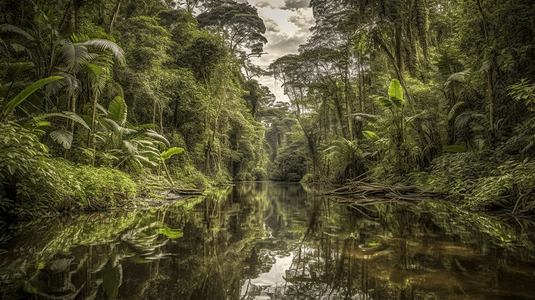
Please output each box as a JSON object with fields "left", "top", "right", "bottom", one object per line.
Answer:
{"left": 164, "top": 188, "right": 204, "bottom": 200}
{"left": 168, "top": 188, "right": 204, "bottom": 196}
{"left": 321, "top": 179, "right": 445, "bottom": 218}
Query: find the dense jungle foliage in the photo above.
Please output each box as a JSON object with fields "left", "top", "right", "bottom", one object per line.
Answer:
{"left": 0, "top": 0, "right": 276, "bottom": 218}
{"left": 1, "top": 0, "right": 535, "bottom": 219}
{"left": 268, "top": 0, "right": 535, "bottom": 214}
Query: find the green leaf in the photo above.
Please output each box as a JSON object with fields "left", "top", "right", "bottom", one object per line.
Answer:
{"left": 39, "top": 111, "right": 90, "bottom": 130}
{"left": 0, "top": 24, "right": 35, "bottom": 41}
{"left": 448, "top": 101, "right": 468, "bottom": 121}
{"left": 391, "top": 96, "right": 404, "bottom": 108}
{"left": 161, "top": 147, "right": 184, "bottom": 160}
{"left": 388, "top": 79, "right": 403, "bottom": 106}
{"left": 376, "top": 97, "right": 392, "bottom": 107}
{"left": 102, "top": 265, "right": 120, "bottom": 299}
{"left": 2, "top": 76, "right": 63, "bottom": 119}
{"left": 81, "top": 39, "right": 126, "bottom": 66}
{"left": 32, "top": 121, "right": 51, "bottom": 129}
{"left": 108, "top": 96, "right": 127, "bottom": 125}
{"left": 362, "top": 131, "right": 380, "bottom": 141}
{"left": 50, "top": 129, "right": 73, "bottom": 149}
{"left": 158, "top": 225, "right": 184, "bottom": 238}
{"left": 443, "top": 144, "right": 466, "bottom": 153}
{"left": 144, "top": 130, "right": 170, "bottom": 147}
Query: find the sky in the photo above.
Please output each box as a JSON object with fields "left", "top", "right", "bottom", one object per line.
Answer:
{"left": 238, "top": 0, "right": 315, "bottom": 103}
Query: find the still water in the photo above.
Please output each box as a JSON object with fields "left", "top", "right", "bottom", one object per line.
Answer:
{"left": 1, "top": 182, "right": 535, "bottom": 300}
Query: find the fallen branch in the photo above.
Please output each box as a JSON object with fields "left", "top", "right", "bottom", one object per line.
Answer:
{"left": 321, "top": 180, "right": 445, "bottom": 213}
{"left": 168, "top": 188, "right": 204, "bottom": 196}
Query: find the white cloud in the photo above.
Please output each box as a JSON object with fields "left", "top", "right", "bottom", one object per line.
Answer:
{"left": 243, "top": 1, "right": 314, "bottom": 102}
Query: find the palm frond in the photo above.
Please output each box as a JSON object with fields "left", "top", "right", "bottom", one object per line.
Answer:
{"left": 39, "top": 111, "right": 90, "bottom": 130}
{"left": 447, "top": 101, "right": 468, "bottom": 122}
{"left": 0, "top": 24, "right": 35, "bottom": 41}
{"left": 108, "top": 96, "right": 127, "bottom": 125}
{"left": 81, "top": 39, "right": 126, "bottom": 66}
{"left": 445, "top": 70, "right": 470, "bottom": 86}
{"left": 144, "top": 129, "right": 170, "bottom": 147}
{"left": 58, "top": 43, "right": 97, "bottom": 73}
{"left": 50, "top": 129, "right": 73, "bottom": 149}
{"left": 123, "top": 140, "right": 137, "bottom": 155}
{"left": 46, "top": 72, "right": 82, "bottom": 98}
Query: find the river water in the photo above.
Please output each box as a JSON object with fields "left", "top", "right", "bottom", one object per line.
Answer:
{"left": 1, "top": 182, "right": 535, "bottom": 299}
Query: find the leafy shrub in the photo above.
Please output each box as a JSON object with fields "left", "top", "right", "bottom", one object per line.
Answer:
{"left": 74, "top": 165, "right": 138, "bottom": 208}
{"left": 469, "top": 160, "right": 535, "bottom": 209}
{"left": 0, "top": 123, "right": 138, "bottom": 218}
{"left": 173, "top": 164, "right": 211, "bottom": 189}
{"left": 0, "top": 123, "right": 64, "bottom": 217}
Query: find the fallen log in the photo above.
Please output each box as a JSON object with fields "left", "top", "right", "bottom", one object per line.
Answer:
{"left": 168, "top": 188, "right": 204, "bottom": 196}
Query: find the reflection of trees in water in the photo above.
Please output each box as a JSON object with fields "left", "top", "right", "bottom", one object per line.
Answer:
{"left": 270, "top": 199, "right": 535, "bottom": 300}
{"left": 0, "top": 183, "right": 283, "bottom": 299}
{"left": 2, "top": 183, "right": 535, "bottom": 300}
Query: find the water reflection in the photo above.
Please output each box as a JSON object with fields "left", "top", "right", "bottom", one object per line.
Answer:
{"left": 1, "top": 182, "right": 535, "bottom": 300}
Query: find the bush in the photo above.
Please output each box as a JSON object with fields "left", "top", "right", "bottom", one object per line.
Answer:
{"left": 173, "top": 164, "right": 211, "bottom": 189}
{"left": 0, "top": 123, "right": 138, "bottom": 218}
{"left": 75, "top": 165, "right": 138, "bottom": 208}
{"left": 0, "top": 123, "right": 64, "bottom": 217}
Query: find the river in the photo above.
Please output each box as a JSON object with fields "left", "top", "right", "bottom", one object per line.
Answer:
{"left": 1, "top": 182, "right": 535, "bottom": 299}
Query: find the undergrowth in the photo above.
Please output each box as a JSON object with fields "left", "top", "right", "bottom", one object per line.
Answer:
{"left": 1, "top": 123, "right": 138, "bottom": 219}
{"left": 369, "top": 150, "right": 535, "bottom": 214}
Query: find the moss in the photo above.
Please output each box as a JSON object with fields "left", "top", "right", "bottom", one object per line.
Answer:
{"left": 75, "top": 165, "right": 138, "bottom": 208}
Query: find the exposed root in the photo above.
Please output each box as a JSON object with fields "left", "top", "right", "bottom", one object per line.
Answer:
{"left": 319, "top": 179, "right": 445, "bottom": 217}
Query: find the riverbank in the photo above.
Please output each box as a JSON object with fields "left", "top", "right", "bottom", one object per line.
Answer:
{"left": 0, "top": 153, "right": 224, "bottom": 222}
{"left": 306, "top": 151, "right": 535, "bottom": 216}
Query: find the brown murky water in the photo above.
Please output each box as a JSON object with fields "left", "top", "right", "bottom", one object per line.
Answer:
{"left": 1, "top": 182, "right": 534, "bottom": 299}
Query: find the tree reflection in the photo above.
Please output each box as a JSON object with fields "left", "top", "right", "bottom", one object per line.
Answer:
{"left": 1, "top": 183, "right": 535, "bottom": 300}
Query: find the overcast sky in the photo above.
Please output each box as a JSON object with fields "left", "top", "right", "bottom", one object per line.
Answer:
{"left": 238, "top": 0, "right": 315, "bottom": 103}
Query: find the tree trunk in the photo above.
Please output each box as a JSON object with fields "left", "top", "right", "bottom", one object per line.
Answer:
{"left": 108, "top": 0, "right": 122, "bottom": 34}
{"left": 90, "top": 92, "right": 98, "bottom": 166}
{"left": 344, "top": 71, "right": 353, "bottom": 139}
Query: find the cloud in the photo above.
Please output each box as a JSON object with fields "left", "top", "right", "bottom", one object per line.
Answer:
{"left": 255, "top": 1, "right": 274, "bottom": 8}
{"left": 248, "top": 4, "right": 314, "bottom": 102}
{"left": 263, "top": 18, "right": 281, "bottom": 32}
{"left": 281, "top": 0, "right": 310, "bottom": 10}
{"left": 287, "top": 8, "right": 315, "bottom": 33}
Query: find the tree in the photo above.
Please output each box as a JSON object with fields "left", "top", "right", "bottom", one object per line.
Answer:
{"left": 196, "top": 1, "right": 267, "bottom": 57}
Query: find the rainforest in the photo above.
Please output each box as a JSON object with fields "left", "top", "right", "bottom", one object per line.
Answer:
{"left": 1, "top": 0, "right": 535, "bottom": 299}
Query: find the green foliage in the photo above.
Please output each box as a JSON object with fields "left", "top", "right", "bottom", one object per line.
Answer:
{"left": 0, "top": 123, "right": 137, "bottom": 218}
{"left": 3, "top": 0, "right": 533, "bottom": 217}
{"left": 49, "top": 129, "right": 73, "bottom": 149}
{"left": 107, "top": 96, "right": 128, "bottom": 125}
{"left": 196, "top": 1, "right": 267, "bottom": 55}
{"left": 322, "top": 137, "right": 368, "bottom": 183}
{"left": 0, "top": 123, "right": 56, "bottom": 213}
{"left": 362, "top": 131, "right": 380, "bottom": 141}
{"left": 1, "top": 76, "right": 63, "bottom": 120}
{"left": 161, "top": 147, "right": 184, "bottom": 161}
{"left": 74, "top": 165, "right": 138, "bottom": 208}
{"left": 388, "top": 79, "right": 404, "bottom": 107}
